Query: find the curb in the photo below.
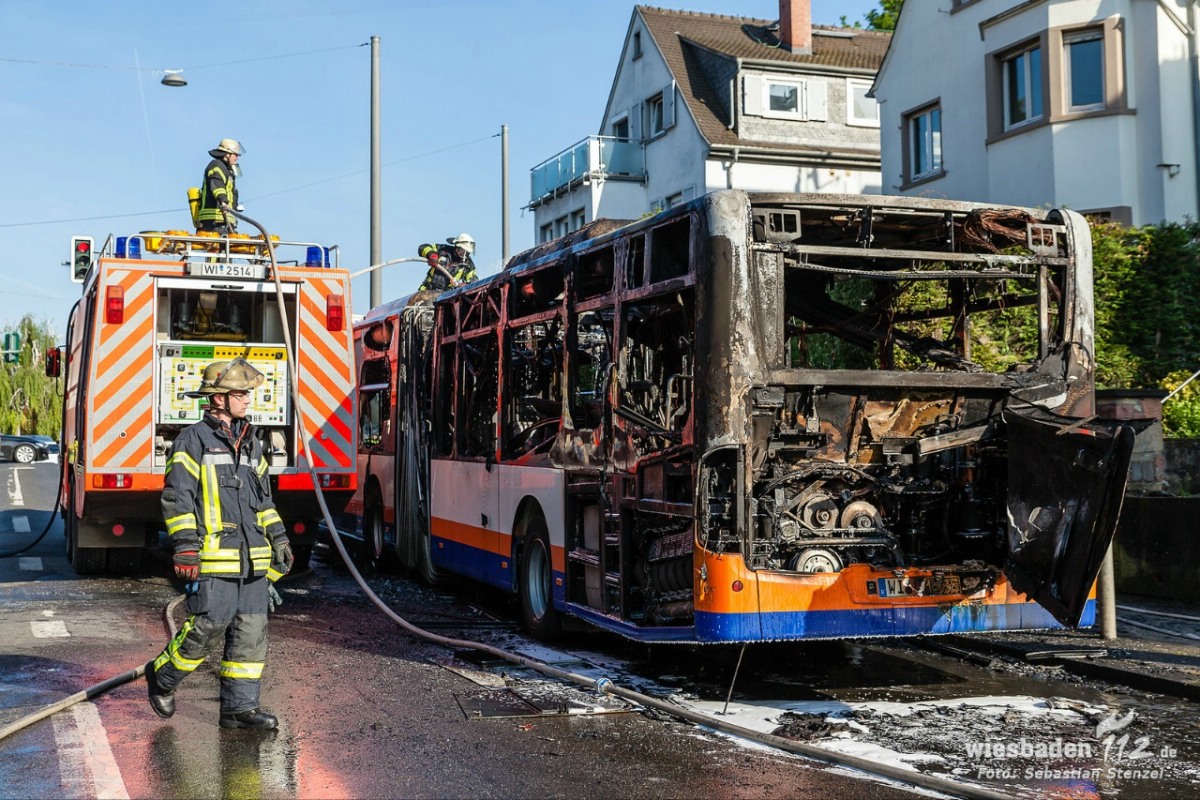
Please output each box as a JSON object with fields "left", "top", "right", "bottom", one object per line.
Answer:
{"left": 928, "top": 636, "right": 1200, "bottom": 702}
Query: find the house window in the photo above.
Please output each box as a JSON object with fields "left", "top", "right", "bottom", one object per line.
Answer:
{"left": 647, "top": 93, "right": 665, "bottom": 136}
{"left": 540, "top": 223, "right": 554, "bottom": 243}
{"left": 906, "top": 104, "right": 942, "bottom": 181}
{"left": 571, "top": 208, "right": 586, "bottom": 231}
{"left": 555, "top": 216, "right": 569, "bottom": 238}
{"left": 611, "top": 117, "right": 629, "bottom": 141}
{"left": 768, "top": 81, "right": 801, "bottom": 115}
{"left": 632, "top": 31, "right": 642, "bottom": 60}
{"left": 1002, "top": 43, "right": 1043, "bottom": 129}
{"left": 744, "top": 75, "right": 827, "bottom": 121}
{"left": 846, "top": 79, "right": 879, "bottom": 127}
{"left": 1064, "top": 29, "right": 1104, "bottom": 111}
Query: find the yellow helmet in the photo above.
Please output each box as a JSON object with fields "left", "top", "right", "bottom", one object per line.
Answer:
{"left": 185, "top": 358, "right": 265, "bottom": 397}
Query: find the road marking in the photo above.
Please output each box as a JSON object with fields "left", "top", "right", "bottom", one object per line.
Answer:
{"left": 51, "top": 703, "right": 130, "bottom": 800}
{"left": 18, "top": 557, "right": 42, "bottom": 571}
{"left": 9, "top": 467, "right": 24, "bottom": 507}
{"left": 31, "top": 620, "right": 69, "bottom": 638}
{"left": 13, "top": 515, "right": 30, "bottom": 533}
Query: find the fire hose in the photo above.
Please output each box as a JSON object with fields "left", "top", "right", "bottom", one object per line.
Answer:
{"left": 0, "top": 215, "right": 1016, "bottom": 800}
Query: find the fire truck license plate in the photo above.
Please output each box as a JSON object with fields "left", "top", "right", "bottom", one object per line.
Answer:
{"left": 188, "top": 262, "right": 266, "bottom": 280}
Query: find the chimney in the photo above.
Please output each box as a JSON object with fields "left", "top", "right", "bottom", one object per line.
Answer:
{"left": 779, "top": 0, "right": 812, "bottom": 55}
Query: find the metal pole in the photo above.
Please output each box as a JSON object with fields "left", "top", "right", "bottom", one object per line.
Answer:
{"left": 1098, "top": 543, "right": 1118, "bottom": 641}
{"left": 501, "top": 124, "right": 510, "bottom": 264}
{"left": 370, "top": 35, "right": 382, "bottom": 309}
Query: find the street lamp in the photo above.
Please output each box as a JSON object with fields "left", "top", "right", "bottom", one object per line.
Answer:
{"left": 160, "top": 69, "right": 187, "bottom": 87}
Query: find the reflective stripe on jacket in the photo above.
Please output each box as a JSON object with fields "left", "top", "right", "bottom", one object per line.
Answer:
{"left": 197, "top": 158, "right": 237, "bottom": 225}
{"left": 162, "top": 412, "right": 284, "bottom": 577}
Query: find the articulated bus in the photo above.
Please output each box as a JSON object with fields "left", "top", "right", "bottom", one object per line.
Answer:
{"left": 345, "top": 190, "right": 1134, "bottom": 642}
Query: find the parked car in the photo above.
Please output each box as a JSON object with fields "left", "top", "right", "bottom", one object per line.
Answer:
{"left": 0, "top": 434, "right": 51, "bottom": 464}
{"left": 24, "top": 434, "right": 59, "bottom": 456}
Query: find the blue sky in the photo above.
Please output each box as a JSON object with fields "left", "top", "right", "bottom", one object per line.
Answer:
{"left": 0, "top": 0, "right": 881, "bottom": 333}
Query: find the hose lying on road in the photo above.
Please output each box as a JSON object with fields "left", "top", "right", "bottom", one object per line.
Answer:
{"left": 0, "top": 595, "right": 182, "bottom": 743}
{"left": 0, "top": 216, "right": 1016, "bottom": 800}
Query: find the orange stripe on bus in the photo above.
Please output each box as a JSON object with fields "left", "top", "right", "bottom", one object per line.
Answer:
{"left": 430, "top": 516, "right": 510, "bottom": 557}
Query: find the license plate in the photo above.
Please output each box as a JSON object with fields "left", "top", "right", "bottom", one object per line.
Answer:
{"left": 187, "top": 262, "right": 266, "bottom": 280}
{"left": 878, "top": 578, "right": 906, "bottom": 597}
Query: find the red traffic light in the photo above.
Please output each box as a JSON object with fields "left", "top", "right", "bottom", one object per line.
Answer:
{"left": 76, "top": 240, "right": 91, "bottom": 253}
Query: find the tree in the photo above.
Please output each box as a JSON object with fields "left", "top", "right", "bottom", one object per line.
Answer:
{"left": 840, "top": 0, "right": 904, "bottom": 31}
{"left": 0, "top": 315, "right": 62, "bottom": 437}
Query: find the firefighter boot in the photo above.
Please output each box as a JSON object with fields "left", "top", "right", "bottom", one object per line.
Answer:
{"left": 146, "top": 661, "right": 175, "bottom": 719}
{"left": 219, "top": 708, "right": 278, "bottom": 730}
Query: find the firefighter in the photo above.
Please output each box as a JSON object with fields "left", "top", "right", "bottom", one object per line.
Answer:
{"left": 197, "top": 138, "right": 244, "bottom": 233}
{"left": 417, "top": 232, "right": 477, "bottom": 291}
{"left": 146, "top": 357, "right": 292, "bottom": 730}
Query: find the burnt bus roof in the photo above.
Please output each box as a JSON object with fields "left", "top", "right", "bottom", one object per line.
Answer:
{"left": 435, "top": 189, "right": 1080, "bottom": 302}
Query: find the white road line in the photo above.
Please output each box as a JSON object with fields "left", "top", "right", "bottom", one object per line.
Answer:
{"left": 30, "top": 620, "right": 69, "bottom": 638}
{"left": 18, "top": 556, "right": 42, "bottom": 571}
{"left": 51, "top": 703, "right": 130, "bottom": 800}
{"left": 13, "top": 514, "right": 30, "bottom": 533}
{"left": 10, "top": 467, "right": 24, "bottom": 507}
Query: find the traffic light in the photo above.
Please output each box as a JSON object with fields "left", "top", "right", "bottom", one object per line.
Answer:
{"left": 71, "top": 236, "right": 94, "bottom": 283}
{"left": 2, "top": 332, "right": 19, "bottom": 364}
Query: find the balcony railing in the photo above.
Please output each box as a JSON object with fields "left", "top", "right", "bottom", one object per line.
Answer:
{"left": 530, "top": 135, "right": 645, "bottom": 204}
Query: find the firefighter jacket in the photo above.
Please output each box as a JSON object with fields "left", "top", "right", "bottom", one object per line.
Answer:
{"left": 162, "top": 412, "right": 286, "bottom": 580}
{"left": 197, "top": 158, "right": 237, "bottom": 228}
{"left": 419, "top": 245, "right": 476, "bottom": 291}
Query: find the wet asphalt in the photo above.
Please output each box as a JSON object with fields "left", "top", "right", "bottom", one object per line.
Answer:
{"left": 0, "top": 461, "right": 912, "bottom": 799}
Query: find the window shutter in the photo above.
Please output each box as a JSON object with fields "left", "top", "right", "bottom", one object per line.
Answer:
{"left": 663, "top": 80, "right": 676, "bottom": 130}
{"left": 805, "top": 80, "right": 828, "bottom": 122}
{"left": 630, "top": 102, "right": 643, "bottom": 140}
{"left": 742, "top": 75, "right": 763, "bottom": 116}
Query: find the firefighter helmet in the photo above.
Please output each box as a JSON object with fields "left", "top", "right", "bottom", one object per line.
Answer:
{"left": 186, "top": 358, "right": 265, "bottom": 397}
{"left": 209, "top": 138, "right": 245, "bottom": 158}
{"left": 447, "top": 232, "right": 475, "bottom": 255}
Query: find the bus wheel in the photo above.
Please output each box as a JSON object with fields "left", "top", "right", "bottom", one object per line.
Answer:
{"left": 518, "top": 515, "right": 561, "bottom": 640}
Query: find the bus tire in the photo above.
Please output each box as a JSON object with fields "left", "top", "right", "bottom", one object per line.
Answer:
{"left": 518, "top": 515, "right": 560, "bottom": 640}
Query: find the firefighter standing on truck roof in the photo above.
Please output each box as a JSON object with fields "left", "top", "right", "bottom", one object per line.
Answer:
{"left": 197, "top": 138, "right": 244, "bottom": 234}
{"left": 417, "top": 232, "right": 477, "bottom": 291}
{"left": 146, "top": 357, "right": 292, "bottom": 730}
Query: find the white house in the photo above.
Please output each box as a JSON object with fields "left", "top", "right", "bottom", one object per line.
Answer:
{"left": 529, "top": 1, "right": 891, "bottom": 243}
{"left": 872, "top": 0, "right": 1200, "bottom": 225}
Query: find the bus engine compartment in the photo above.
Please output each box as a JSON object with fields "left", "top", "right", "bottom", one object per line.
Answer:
{"left": 696, "top": 195, "right": 1135, "bottom": 626}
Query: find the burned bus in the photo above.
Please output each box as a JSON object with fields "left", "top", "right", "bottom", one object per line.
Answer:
{"left": 349, "top": 190, "right": 1133, "bottom": 642}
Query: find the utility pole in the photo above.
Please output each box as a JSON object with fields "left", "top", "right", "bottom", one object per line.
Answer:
{"left": 370, "top": 35, "right": 382, "bottom": 309}
{"left": 501, "top": 124, "right": 510, "bottom": 264}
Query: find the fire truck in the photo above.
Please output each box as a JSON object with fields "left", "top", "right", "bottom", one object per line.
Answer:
{"left": 49, "top": 229, "right": 357, "bottom": 574}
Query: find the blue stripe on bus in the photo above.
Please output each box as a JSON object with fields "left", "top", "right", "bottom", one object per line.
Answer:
{"left": 428, "top": 534, "right": 1096, "bottom": 642}
{"left": 695, "top": 600, "right": 1094, "bottom": 642}
{"left": 431, "top": 535, "right": 516, "bottom": 592}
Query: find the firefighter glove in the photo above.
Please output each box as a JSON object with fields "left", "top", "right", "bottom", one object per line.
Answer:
{"left": 173, "top": 550, "right": 200, "bottom": 581}
{"left": 273, "top": 539, "right": 294, "bottom": 576}
{"left": 267, "top": 583, "right": 283, "bottom": 613}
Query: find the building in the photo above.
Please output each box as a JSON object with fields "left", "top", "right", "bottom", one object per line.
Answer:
{"left": 528, "top": 1, "right": 890, "bottom": 243}
{"left": 872, "top": 0, "right": 1200, "bottom": 225}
